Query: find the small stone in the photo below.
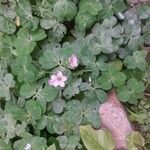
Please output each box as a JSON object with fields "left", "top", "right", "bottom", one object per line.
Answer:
{"left": 99, "top": 90, "right": 133, "bottom": 149}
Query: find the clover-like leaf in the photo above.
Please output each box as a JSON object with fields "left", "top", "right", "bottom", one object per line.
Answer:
{"left": 13, "top": 28, "right": 46, "bottom": 56}
{"left": 39, "top": 50, "right": 59, "bottom": 69}
{"left": 53, "top": 0, "right": 77, "bottom": 22}
{"left": 63, "top": 79, "right": 82, "bottom": 99}
{"left": 75, "top": 12, "right": 96, "bottom": 30}
{"left": 11, "top": 56, "right": 38, "bottom": 83}
{"left": 90, "top": 17, "right": 124, "bottom": 54}
{"left": 79, "top": 125, "right": 115, "bottom": 150}
{"left": 79, "top": 0, "right": 102, "bottom": 16}
{"left": 124, "top": 51, "right": 147, "bottom": 71}
{"left": 0, "top": 139, "right": 12, "bottom": 150}
{"left": 52, "top": 99, "right": 66, "bottom": 114}
{"left": 5, "top": 102, "right": 27, "bottom": 121}
{"left": 0, "top": 114, "right": 26, "bottom": 143}
{"left": 0, "top": 4, "right": 16, "bottom": 34}
{"left": 142, "top": 21, "right": 150, "bottom": 45}
{"left": 122, "top": 9, "right": 143, "bottom": 51}
{"left": 13, "top": 135, "right": 47, "bottom": 150}
{"left": 0, "top": 67, "right": 15, "bottom": 101}
{"left": 137, "top": 4, "right": 150, "bottom": 20}
{"left": 25, "top": 100, "right": 42, "bottom": 121}
{"left": 98, "top": 0, "right": 126, "bottom": 19}
{"left": 117, "top": 78, "right": 145, "bottom": 104}
{"left": 97, "top": 64, "right": 126, "bottom": 90}
{"left": 20, "top": 83, "right": 37, "bottom": 99}
{"left": 47, "top": 144, "right": 56, "bottom": 150}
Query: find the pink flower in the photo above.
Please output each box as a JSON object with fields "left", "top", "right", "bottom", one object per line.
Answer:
{"left": 48, "top": 71, "right": 67, "bottom": 87}
{"left": 68, "top": 54, "right": 78, "bottom": 69}
{"left": 99, "top": 90, "right": 133, "bottom": 149}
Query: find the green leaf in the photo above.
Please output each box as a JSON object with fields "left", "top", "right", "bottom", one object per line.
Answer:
{"left": 0, "top": 15, "right": 16, "bottom": 34}
{"left": 0, "top": 67, "right": 15, "bottom": 101}
{"left": 98, "top": 0, "right": 126, "bottom": 19}
{"left": 20, "top": 83, "right": 37, "bottom": 98}
{"left": 75, "top": 12, "right": 96, "bottom": 30}
{"left": 63, "top": 79, "right": 82, "bottom": 99}
{"left": 47, "top": 144, "right": 56, "bottom": 150}
{"left": 127, "top": 131, "right": 145, "bottom": 150}
{"left": 0, "top": 139, "right": 12, "bottom": 150}
{"left": 53, "top": 0, "right": 77, "bottom": 22}
{"left": 124, "top": 51, "right": 147, "bottom": 71}
{"left": 57, "top": 136, "right": 68, "bottom": 149}
{"left": 39, "top": 50, "right": 58, "bottom": 69}
{"left": 79, "top": 0, "right": 102, "bottom": 16}
{"left": 52, "top": 99, "right": 66, "bottom": 114}
{"left": 0, "top": 4, "right": 16, "bottom": 34}
{"left": 25, "top": 100, "right": 42, "bottom": 121}
{"left": 37, "top": 115, "right": 47, "bottom": 130}
{"left": 137, "top": 4, "right": 150, "bottom": 20}
{"left": 13, "top": 28, "right": 46, "bottom": 56}
{"left": 90, "top": 17, "right": 124, "bottom": 54}
{"left": 97, "top": 64, "right": 126, "bottom": 90}
{"left": 79, "top": 125, "right": 115, "bottom": 150}
{"left": 5, "top": 102, "right": 27, "bottom": 121}
{"left": 13, "top": 135, "right": 47, "bottom": 150}
{"left": 117, "top": 78, "right": 145, "bottom": 103}
{"left": 11, "top": 56, "right": 38, "bottom": 83}
{"left": 142, "top": 21, "right": 150, "bottom": 45}
{"left": 36, "top": 85, "right": 58, "bottom": 102}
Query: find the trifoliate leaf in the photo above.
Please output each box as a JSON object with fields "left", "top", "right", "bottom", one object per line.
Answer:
{"left": 52, "top": 99, "right": 66, "bottom": 114}
{"left": 47, "top": 144, "right": 56, "bottom": 150}
{"left": 57, "top": 136, "right": 68, "bottom": 149}
{"left": 37, "top": 115, "right": 47, "bottom": 130}
{"left": 117, "top": 78, "right": 145, "bottom": 103}
{"left": 0, "top": 139, "right": 12, "bottom": 150}
{"left": 39, "top": 50, "right": 58, "bottom": 69}
{"left": 127, "top": 131, "right": 145, "bottom": 150}
{"left": 124, "top": 51, "right": 147, "bottom": 71}
{"left": 53, "top": 0, "right": 77, "bottom": 22}
{"left": 65, "top": 135, "right": 80, "bottom": 150}
{"left": 13, "top": 28, "right": 46, "bottom": 56}
{"left": 142, "top": 21, "right": 150, "bottom": 45}
{"left": 52, "top": 23, "right": 66, "bottom": 41}
{"left": 98, "top": 0, "right": 126, "bottom": 19}
{"left": 36, "top": 85, "right": 58, "bottom": 102}
{"left": 0, "top": 114, "right": 26, "bottom": 143}
{"left": 25, "top": 100, "right": 42, "bottom": 121}
{"left": 0, "top": 4, "right": 16, "bottom": 34}
{"left": 11, "top": 56, "right": 38, "bottom": 83}
{"left": 13, "top": 135, "right": 47, "bottom": 150}
{"left": 97, "top": 64, "right": 126, "bottom": 90}
{"left": 90, "top": 17, "right": 124, "bottom": 54}
{"left": 16, "top": 0, "right": 39, "bottom": 31}
{"left": 79, "top": 125, "right": 115, "bottom": 150}
{"left": 75, "top": 12, "right": 96, "bottom": 30}
{"left": 20, "top": 83, "right": 37, "bottom": 99}
{"left": 122, "top": 9, "right": 143, "bottom": 51}
{"left": 5, "top": 102, "right": 27, "bottom": 121}
{"left": 63, "top": 79, "right": 82, "bottom": 99}
{"left": 0, "top": 67, "right": 15, "bottom": 101}
{"left": 79, "top": 0, "right": 102, "bottom": 16}
{"left": 137, "top": 4, "right": 150, "bottom": 20}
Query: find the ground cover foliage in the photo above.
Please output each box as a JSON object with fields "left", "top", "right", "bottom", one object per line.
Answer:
{"left": 0, "top": 0, "right": 150, "bottom": 149}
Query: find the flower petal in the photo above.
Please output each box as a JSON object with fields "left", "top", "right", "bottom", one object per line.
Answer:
{"left": 58, "top": 81, "right": 65, "bottom": 87}
{"left": 57, "top": 71, "right": 63, "bottom": 77}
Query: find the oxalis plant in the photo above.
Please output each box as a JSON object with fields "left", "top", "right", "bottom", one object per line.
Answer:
{"left": 0, "top": 0, "right": 150, "bottom": 149}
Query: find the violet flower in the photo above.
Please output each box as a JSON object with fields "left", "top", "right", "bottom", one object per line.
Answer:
{"left": 48, "top": 71, "right": 67, "bottom": 87}
{"left": 68, "top": 54, "right": 78, "bottom": 69}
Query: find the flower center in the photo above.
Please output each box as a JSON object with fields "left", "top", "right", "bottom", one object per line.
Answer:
{"left": 57, "top": 76, "right": 62, "bottom": 81}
